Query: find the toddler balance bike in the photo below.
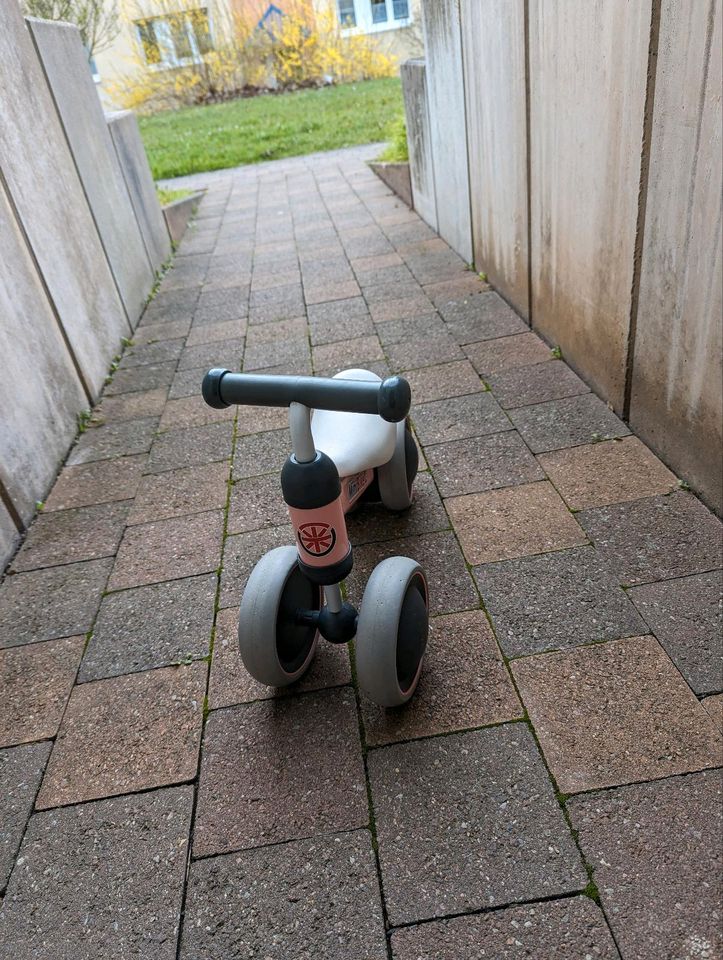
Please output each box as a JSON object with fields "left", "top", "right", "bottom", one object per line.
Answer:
{"left": 202, "top": 367, "right": 429, "bottom": 706}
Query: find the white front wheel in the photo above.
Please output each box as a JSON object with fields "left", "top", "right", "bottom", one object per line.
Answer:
{"left": 238, "top": 545, "right": 322, "bottom": 687}
{"left": 355, "top": 556, "right": 429, "bottom": 707}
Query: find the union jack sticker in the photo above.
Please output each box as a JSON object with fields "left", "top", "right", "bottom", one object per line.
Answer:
{"left": 297, "top": 521, "right": 337, "bottom": 558}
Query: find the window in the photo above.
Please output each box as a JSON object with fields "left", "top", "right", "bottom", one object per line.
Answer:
{"left": 370, "top": 0, "right": 387, "bottom": 23}
{"left": 135, "top": 7, "right": 213, "bottom": 69}
{"left": 337, "top": 0, "right": 357, "bottom": 27}
{"left": 338, "top": 0, "right": 411, "bottom": 32}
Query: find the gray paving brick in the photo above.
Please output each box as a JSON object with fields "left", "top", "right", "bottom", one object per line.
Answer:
{"left": 309, "top": 297, "right": 374, "bottom": 347}
{"left": 220, "top": 526, "right": 292, "bottom": 609}
{"left": 139, "top": 286, "right": 200, "bottom": 326}
{"left": 181, "top": 832, "right": 386, "bottom": 960}
{"left": 465, "top": 331, "right": 553, "bottom": 375}
{"left": 96, "top": 387, "right": 168, "bottom": 422}
{"left": 227, "top": 472, "right": 290, "bottom": 534}
{"left": 67, "top": 417, "right": 159, "bottom": 465}
{"left": 80, "top": 574, "right": 216, "bottom": 681}
{"left": 386, "top": 333, "right": 464, "bottom": 373}
{"left": 368, "top": 725, "right": 586, "bottom": 924}
{"left": 0, "top": 742, "right": 51, "bottom": 891}
{"left": 11, "top": 501, "right": 130, "bottom": 573}
{"left": 108, "top": 509, "right": 224, "bottom": 591}
{"left": 391, "top": 896, "right": 620, "bottom": 960}
{"left": 438, "top": 291, "right": 528, "bottom": 344}
{"left": 121, "top": 338, "right": 184, "bottom": 369}
{"left": 487, "top": 360, "right": 589, "bottom": 409}
{"left": 177, "top": 336, "right": 245, "bottom": 371}
{"left": 411, "top": 391, "right": 511, "bottom": 445}
{"left": 194, "top": 688, "right": 367, "bottom": 856}
{"left": 427, "top": 431, "right": 544, "bottom": 497}
{"left": 194, "top": 285, "right": 249, "bottom": 322}
{"left": 0, "top": 558, "right": 111, "bottom": 649}
{"left": 159, "top": 394, "right": 235, "bottom": 431}
{"left": 104, "top": 361, "right": 177, "bottom": 397}
{"left": 629, "top": 571, "right": 723, "bottom": 695}
{"left": 233, "top": 428, "right": 290, "bottom": 478}
{"left": 579, "top": 492, "right": 723, "bottom": 586}
{"left": 509, "top": 394, "right": 630, "bottom": 453}
{"left": 0, "top": 786, "right": 192, "bottom": 959}
{"left": 168, "top": 364, "right": 210, "bottom": 400}
{"left": 475, "top": 545, "right": 647, "bottom": 657}
{"left": 569, "top": 771, "right": 722, "bottom": 960}
{"left": 146, "top": 421, "right": 233, "bottom": 474}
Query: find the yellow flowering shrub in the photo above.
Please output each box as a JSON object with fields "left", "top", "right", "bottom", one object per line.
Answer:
{"left": 109, "top": 2, "right": 396, "bottom": 113}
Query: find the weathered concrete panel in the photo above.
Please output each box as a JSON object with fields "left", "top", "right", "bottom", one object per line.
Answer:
{"left": 0, "top": 501, "right": 20, "bottom": 572}
{"left": 421, "top": 0, "right": 473, "bottom": 262}
{"left": 401, "top": 59, "right": 437, "bottom": 230}
{"left": 460, "top": 0, "right": 529, "bottom": 317}
{"left": 107, "top": 111, "right": 172, "bottom": 273}
{"left": 0, "top": 181, "right": 87, "bottom": 528}
{"left": 163, "top": 191, "right": 203, "bottom": 246}
{"left": 0, "top": 4, "right": 129, "bottom": 399}
{"left": 529, "top": 0, "right": 652, "bottom": 411}
{"left": 28, "top": 18, "right": 154, "bottom": 327}
{"left": 631, "top": 0, "right": 722, "bottom": 514}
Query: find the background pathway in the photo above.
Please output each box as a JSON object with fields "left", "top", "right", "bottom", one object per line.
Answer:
{"left": 0, "top": 145, "right": 721, "bottom": 960}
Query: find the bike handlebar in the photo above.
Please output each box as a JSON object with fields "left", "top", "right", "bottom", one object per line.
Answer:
{"left": 202, "top": 368, "right": 412, "bottom": 423}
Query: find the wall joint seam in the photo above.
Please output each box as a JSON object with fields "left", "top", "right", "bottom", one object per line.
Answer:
{"left": 623, "top": 0, "right": 663, "bottom": 421}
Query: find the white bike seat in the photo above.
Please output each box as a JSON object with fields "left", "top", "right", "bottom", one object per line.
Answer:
{"left": 311, "top": 369, "right": 397, "bottom": 477}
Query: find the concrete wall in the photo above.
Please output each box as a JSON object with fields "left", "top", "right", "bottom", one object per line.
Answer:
{"left": 401, "top": 59, "right": 437, "bottom": 229}
{"left": 411, "top": 0, "right": 722, "bottom": 513}
{"left": 529, "top": 0, "right": 652, "bottom": 412}
{"left": 630, "top": 0, "right": 723, "bottom": 511}
{"left": 0, "top": 183, "right": 88, "bottom": 527}
{"left": 28, "top": 18, "right": 155, "bottom": 324}
{"left": 460, "top": 0, "right": 528, "bottom": 316}
{"left": 0, "top": 10, "right": 170, "bottom": 569}
{"left": 420, "top": 0, "right": 473, "bottom": 262}
{"left": 109, "top": 111, "right": 172, "bottom": 272}
{"left": 0, "top": 5, "right": 131, "bottom": 400}
{"left": 0, "top": 503, "right": 20, "bottom": 571}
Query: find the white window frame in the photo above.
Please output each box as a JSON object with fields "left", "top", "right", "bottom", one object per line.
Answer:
{"left": 339, "top": 0, "right": 412, "bottom": 36}
{"left": 135, "top": 7, "right": 215, "bottom": 72}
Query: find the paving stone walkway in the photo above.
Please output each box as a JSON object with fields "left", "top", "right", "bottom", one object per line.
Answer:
{"left": 1, "top": 144, "right": 722, "bottom": 960}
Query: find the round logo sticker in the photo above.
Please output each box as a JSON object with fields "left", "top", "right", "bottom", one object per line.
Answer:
{"left": 297, "top": 521, "right": 337, "bottom": 558}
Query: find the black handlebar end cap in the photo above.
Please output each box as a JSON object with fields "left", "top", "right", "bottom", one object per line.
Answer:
{"left": 378, "top": 375, "right": 412, "bottom": 423}
{"left": 202, "top": 368, "right": 231, "bottom": 409}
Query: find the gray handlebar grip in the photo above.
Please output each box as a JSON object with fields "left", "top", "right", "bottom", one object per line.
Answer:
{"left": 202, "top": 369, "right": 411, "bottom": 423}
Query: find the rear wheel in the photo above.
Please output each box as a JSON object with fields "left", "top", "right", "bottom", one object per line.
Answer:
{"left": 377, "top": 421, "right": 418, "bottom": 511}
{"left": 238, "top": 546, "right": 322, "bottom": 687}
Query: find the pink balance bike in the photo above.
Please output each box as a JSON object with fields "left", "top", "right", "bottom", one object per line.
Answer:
{"left": 202, "top": 367, "right": 429, "bottom": 707}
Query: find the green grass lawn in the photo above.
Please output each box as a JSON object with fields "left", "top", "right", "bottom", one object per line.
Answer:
{"left": 139, "top": 77, "right": 403, "bottom": 180}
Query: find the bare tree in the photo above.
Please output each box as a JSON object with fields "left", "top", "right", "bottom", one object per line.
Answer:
{"left": 23, "top": 0, "right": 120, "bottom": 59}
